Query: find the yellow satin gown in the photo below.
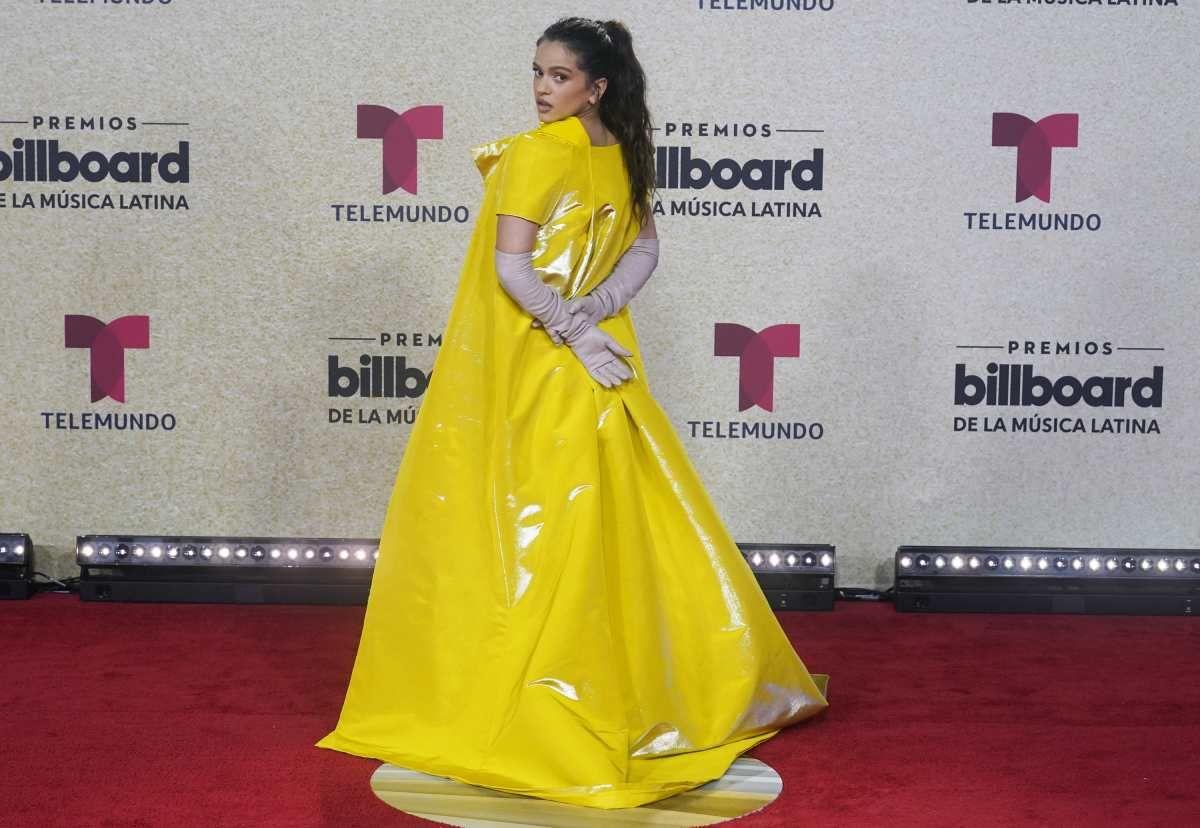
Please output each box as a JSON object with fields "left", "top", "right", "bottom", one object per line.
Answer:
{"left": 315, "top": 114, "right": 828, "bottom": 809}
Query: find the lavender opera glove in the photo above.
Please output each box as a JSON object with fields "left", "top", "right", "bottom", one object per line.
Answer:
{"left": 568, "top": 237, "right": 661, "bottom": 329}
{"left": 494, "top": 248, "right": 634, "bottom": 388}
{"left": 537, "top": 238, "right": 661, "bottom": 345}
{"left": 494, "top": 248, "right": 591, "bottom": 343}
{"left": 567, "top": 326, "right": 633, "bottom": 388}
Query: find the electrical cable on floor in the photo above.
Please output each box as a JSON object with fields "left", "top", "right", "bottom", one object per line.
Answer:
{"left": 835, "top": 587, "right": 891, "bottom": 602}
{"left": 31, "top": 572, "right": 79, "bottom": 594}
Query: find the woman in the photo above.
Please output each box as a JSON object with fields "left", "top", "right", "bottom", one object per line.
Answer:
{"left": 316, "top": 16, "right": 828, "bottom": 810}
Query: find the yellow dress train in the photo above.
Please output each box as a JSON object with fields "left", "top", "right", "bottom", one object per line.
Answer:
{"left": 315, "top": 114, "right": 828, "bottom": 809}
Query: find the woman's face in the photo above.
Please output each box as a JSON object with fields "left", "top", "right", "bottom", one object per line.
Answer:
{"left": 532, "top": 40, "right": 603, "bottom": 123}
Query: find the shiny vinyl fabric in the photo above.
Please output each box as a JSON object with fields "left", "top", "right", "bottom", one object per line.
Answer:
{"left": 315, "top": 115, "right": 828, "bottom": 809}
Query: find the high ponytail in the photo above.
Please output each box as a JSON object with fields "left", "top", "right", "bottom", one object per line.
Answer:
{"left": 538, "top": 17, "right": 656, "bottom": 227}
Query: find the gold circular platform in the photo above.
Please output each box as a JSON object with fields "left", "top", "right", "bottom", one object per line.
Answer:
{"left": 369, "top": 757, "right": 784, "bottom": 827}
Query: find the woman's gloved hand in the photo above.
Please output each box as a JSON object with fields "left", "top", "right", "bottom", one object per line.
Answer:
{"left": 495, "top": 246, "right": 634, "bottom": 386}
{"left": 564, "top": 325, "right": 634, "bottom": 388}
{"left": 534, "top": 294, "right": 604, "bottom": 345}
{"left": 532, "top": 236, "right": 660, "bottom": 344}
{"left": 565, "top": 294, "right": 606, "bottom": 329}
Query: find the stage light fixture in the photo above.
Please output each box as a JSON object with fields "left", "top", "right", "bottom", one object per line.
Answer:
{"left": 895, "top": 545, "right": 1200, "bottom": 615}
{"left": 0, "top": 533, "right": 33, "bottom": 600}
{"left": 738, "top": 543, "right": 835, "bottom": 611}
{"left": 77, "top": 534, "right": 380, "bottom": 605}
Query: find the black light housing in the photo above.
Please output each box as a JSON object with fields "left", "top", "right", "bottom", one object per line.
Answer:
{"left": 738, "top": 542, "right": 835, "bottom": 611}
{"left": 0, "top": 533, "right": 33, "bottom": 600}
{"left": 895, "top": 545, "right": 1200, "bottom": 615}
{"left": 76, "top": 534, "right": 379, "bottom": 605}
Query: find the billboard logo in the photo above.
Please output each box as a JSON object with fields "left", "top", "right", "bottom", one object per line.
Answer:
{"left": 649, "top": 116, "right": 824, "bottom": 221}
{"left": 0, "top": 140, "right": 189, "bottom": 184}
{"left": 951, "top": 340, "right": 1163, "bottom": 437}
{"left": 328, "top": 354, "right": 430, "bottom": 399}
{"left": 991, "top": 113, "right": 1078, "bottom": 204}
{"left": 655, "top": 146, "right": 823, "bottom": 192}
{"left": 357, "top": 104, "right": 443, "bottom": 195}
{"left": 714, "top": 323, "right": 800, "bottom": 412}
{"left": 64, "top": 315, "right": 149, "bottom": 403}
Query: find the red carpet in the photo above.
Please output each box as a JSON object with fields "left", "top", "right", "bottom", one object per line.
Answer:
{"left": 5, "top": 593, "right": 1197, "bottom": 826}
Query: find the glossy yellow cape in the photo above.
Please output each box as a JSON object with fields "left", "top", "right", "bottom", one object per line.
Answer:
{"left": 316, "top": 115, "right": 828, "bottom": 809}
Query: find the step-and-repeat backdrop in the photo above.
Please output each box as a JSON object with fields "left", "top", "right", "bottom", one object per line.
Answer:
{"left": 2, "top": 1, "right": 1196, "bottom": 588}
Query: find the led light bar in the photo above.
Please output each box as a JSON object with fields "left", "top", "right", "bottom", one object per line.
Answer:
{"left": 738, "top": 543, "right": 835, "bottom": 611}
{"left": 0, "top": 533, "right": 33, "bottom": 600}
{"left": 76, "top": 534, "right": 380, "bottom": 605}
{"left": 895, "top": 545, "right": 1200, "bottom": 615}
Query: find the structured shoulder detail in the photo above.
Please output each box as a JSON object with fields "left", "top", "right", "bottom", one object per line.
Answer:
{"left": 470, "top": 134, "right": 517, "bottom": 179}
{"left": 470, "top": 116, "right": 585, "bottom": 180}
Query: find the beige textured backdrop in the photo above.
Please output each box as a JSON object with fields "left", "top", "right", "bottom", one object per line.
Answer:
{"left": 2, "top": 1, "right": 1197, "bottom": 589}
